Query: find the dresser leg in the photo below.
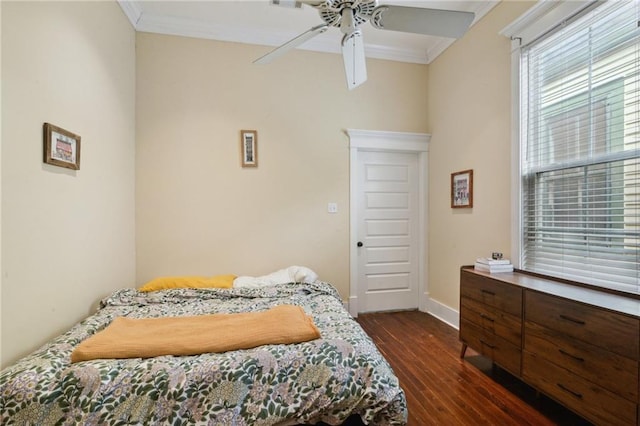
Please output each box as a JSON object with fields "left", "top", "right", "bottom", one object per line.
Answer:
{"left": 460, "top": 343, "right": 468, "bottom": 359}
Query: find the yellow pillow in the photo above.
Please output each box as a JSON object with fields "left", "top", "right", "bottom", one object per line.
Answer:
{"left": 139, "top": 274, "right": 237, "bottom": 292}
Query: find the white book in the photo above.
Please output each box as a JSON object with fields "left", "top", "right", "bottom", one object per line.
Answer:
{"left": 476, "top": 262, "right": 512, "bottom": 270}
{"left": 476, "top": 257, "right": 511, "bottom": 265}
{"left": 474, "top": 262, "right": 514, "bottom": 273}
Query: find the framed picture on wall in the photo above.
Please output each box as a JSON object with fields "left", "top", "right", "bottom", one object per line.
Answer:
{"left": 240, "top": 130, "right": 258, "bottom": 168}
{"left": 43, "top": 123, "right": 81, "bottom": 170}
{"left": 451, "top": 169, "right": 473, "bottom": 208}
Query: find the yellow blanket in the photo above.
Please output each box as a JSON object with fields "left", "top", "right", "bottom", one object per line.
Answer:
{"left": 71, "top": 305, "right": 320, "bottom": 363}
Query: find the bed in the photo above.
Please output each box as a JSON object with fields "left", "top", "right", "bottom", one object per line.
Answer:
{"left": 0, "top": 280, "right": 408, "bottom": 425}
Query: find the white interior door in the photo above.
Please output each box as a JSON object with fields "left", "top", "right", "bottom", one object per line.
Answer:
{"left": 357, "top": 151, "right": 419, "bottom": 312}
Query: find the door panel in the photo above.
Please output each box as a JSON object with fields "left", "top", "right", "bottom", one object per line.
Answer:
{"left": 366, "top": 220, "right": 409, "bottom": 236}
{"left": 357, "top": 151, "right": 419, "bottom": 312}
{"left": 366, "top": 247, "right": 410, "bottom": 263}
{"left": 366, "top": 193, "right": 409, "bottom": 209}
{"left": 366, "top": 164, "right": 409, "bottom": 181}
{"left": 367, "top": 273, "right": 410, "bottom": 290}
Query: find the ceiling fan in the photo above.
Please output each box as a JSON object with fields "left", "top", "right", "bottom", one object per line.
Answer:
{"left": 254, "top": 0, "right": 475, "bottom": 90}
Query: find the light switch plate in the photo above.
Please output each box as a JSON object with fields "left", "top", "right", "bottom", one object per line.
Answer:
{"left": 328, "top": 202, "right": 338, "bottom": 213}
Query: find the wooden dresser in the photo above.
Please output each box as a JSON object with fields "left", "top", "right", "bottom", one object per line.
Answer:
{"left": 459, "top": 271, "right": 523, "bottom": 376}
{"left": 459, "top": 266, "right": 640, "bottom": 426}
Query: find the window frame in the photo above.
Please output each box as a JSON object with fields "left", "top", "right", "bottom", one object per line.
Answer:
{"left": 502, "top": 1, "right": 595, "bottom": 274}
{"left": 502, "top": 0, "right": 640, "bottom": 294}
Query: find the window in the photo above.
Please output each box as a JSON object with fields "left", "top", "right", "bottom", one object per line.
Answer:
{"left": 517, "top": 0, "right": 640, "bottom": 294}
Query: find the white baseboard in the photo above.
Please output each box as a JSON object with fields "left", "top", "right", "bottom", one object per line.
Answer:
{"left": 422, "top": 297, "right": 459, "bottom": 330}
{"left": 348, "top": 294, "right": 458, "bottom": 326}
{"left": 348, "top": 296, "right": 358, "bottom": 318}
{"left": 342, "top": 300, "right": 350, "bottom": 314}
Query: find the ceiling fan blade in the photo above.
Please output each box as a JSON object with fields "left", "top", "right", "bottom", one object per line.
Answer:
{"left": 341, "top": 31, "right": 367, "bottom": 90}
{"left": 371, "top": 5, "right": 474, "bottom": 39}
{"left": 254, "top": 24, "right": 329, "bottom": 64}
{"left": 298, "top": 0, "right": 325, "bottom": 6}
{"left": 270, "top": 0, "right": 324, "bottom": 7}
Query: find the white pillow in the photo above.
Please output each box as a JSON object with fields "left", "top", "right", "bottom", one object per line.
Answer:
{"left": 288, "top": 265, "right": 318, "bottom": 284}
{"left": 233, "top": 266, "right": 318, "bottom": 288}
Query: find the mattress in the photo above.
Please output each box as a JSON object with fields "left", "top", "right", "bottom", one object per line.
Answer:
{"left": 0, "top": 281, "right": 407, "bottom": 425}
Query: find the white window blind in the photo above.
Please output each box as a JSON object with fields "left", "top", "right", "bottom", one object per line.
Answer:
{"left": 520, "top": 0, "right": 640, "bottom": 294}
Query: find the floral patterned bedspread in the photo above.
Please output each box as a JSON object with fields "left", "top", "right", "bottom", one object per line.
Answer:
{"left": 0, "top": 282, "right": 407, "bottom": 425}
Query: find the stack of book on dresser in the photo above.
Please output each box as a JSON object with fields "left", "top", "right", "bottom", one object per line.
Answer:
{"left": 474, "top": 257, "right": 514, "bottom": 273}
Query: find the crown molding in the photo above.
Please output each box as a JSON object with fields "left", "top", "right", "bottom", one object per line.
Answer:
{"left": 426, "top": 0, "right": 499, "bottom": 63}
{"left": 425, "top": 38, "right": 454, "bottom": 64}
{"left": 135, "top": 12, "right": 430, "bottom": 63}
{"left": 346, "top": 129, "right": 431, "bottom": 151}
{"left": 136, "top": 13, "right": 287, "bottom": 47}
{"left": 470, "top": 0, "right": 501, "bottom": 26}
{"left": 365, "top": 44, "right": 428, "bottom": 64}
{"left": 117, "top": 0, "right": 142, "bottom": 28}
{"left": 500, "top": 0, "right": 595, "bottom": 45}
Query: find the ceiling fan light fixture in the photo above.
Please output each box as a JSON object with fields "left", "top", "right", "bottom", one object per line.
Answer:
{"left": 317, "top": 0, "right": 377, "bottom": 28}
{"left": 340, "top": 6, "right": 356, "bottom": 34}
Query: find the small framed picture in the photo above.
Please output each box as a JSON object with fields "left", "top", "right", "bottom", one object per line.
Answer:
{"left": 240, "top": 130, "right": 258, "bottom": 168}
{"left": 451, "top": 169, "right": 473, "bottom": 208}
{"left": 43, "top": 123, "right": 81, "bottom": 170}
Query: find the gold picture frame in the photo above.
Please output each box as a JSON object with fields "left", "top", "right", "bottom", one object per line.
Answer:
{"left": 451, "top": 169, "right": 473, "bottom": 208}
{"left": 240, "top": 130, "right": 258, "bottom": 168}
{"left": 44, "top": 123, "right": 81, "bottom": 170}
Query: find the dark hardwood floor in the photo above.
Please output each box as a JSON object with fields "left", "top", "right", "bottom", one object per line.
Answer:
{"left": 356, "top": 310, "right": 592, "bottom": 426}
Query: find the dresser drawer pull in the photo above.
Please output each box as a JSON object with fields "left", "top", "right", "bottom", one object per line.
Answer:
{"left": 480, "top": 289, "right": 496, "bottom": 296}
{"left": 558, "top": 314, "right": 585, "bottom": 325}
{"left": 557, "top": 383, "right": 583, "bottom": 399}
{"left": 479, "top": 339, "right": 496, "bottom": 349}
{"left": 479, "top": 313, "right": 495, "bottom": 322}
{"left": 558, "top": 349, "right": 585, "bottom": 362}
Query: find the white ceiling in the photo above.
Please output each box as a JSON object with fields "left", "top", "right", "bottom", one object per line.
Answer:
{"left": 118, "top": 0, "right": 498, "bottom": 64}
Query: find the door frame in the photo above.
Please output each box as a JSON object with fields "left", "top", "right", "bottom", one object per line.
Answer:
{"left": 346, "top": 129, "right": 430, "bottom": 317}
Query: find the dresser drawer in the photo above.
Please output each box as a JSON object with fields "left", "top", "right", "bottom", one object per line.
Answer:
{"left": 525, "top": 321, "right": 638, "bottom": 402}
{"left": 460, "top": 319, "right": 521, "bottom": 376}
{"left": 460, "top": 297, "right": 521, "bottom": 347}
{"left": 526, "top": 290, "right": 639, "bottom": 360}
{"left": 523, "top": 351, "right": 637, "bottom": 426}
{"left": 460, "top": 271, "right": 522, "bottom": 317}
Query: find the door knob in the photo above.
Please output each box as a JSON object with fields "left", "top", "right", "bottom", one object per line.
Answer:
{"left": 357, "top": 241, "right": 363, "bottom": 247}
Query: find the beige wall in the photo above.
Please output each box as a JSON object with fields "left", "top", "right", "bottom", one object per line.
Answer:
{"left": 427, "top": 1, "right": 534, "bottom": 310}
{"left": 0, "top": 0, "right": 535, "bottom": 369}
{"left": 136, "top": 33, "right": 428, "bottom": 298}
{"left": 1, "top": 1, "right": 136, "bottom": 367}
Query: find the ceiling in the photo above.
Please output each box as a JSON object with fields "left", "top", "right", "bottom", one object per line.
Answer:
{"left": 118, "top": 0, "right": 498, "bottom": 64}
